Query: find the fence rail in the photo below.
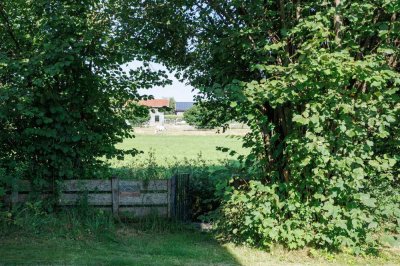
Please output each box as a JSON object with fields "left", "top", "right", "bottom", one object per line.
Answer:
{"left": 3, "top": 174, "right": 190, "bottom": 220}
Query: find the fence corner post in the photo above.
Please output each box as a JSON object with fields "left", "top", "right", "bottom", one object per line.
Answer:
{"left": 169, "top": 175, "right": 176, "bottom": 220}
{"left": 111, "top": 177, "right": 119, "bottom": 218}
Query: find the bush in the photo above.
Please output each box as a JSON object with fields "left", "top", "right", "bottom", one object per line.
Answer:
{"left": 213, "top": 178, "right": 400, "bottom": 254}
{"left": 183, "top": 104, "right": 222, "bottom": 129}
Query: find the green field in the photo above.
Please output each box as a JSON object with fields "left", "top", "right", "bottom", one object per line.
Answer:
{"left": 112, "top": 134, "right": 247, "bottom": 168}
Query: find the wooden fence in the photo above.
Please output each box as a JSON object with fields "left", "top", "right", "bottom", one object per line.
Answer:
{"left": 4, "top": 174, "right": 190, "bottom": 220}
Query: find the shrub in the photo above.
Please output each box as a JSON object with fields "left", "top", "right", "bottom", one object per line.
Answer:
{"left": 213, "top": 178, "right": 400, "bottom": 253}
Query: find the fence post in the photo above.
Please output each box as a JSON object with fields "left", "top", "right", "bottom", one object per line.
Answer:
{"left": 169, "top": 175, "right": 176, "bottom": 220}
{"left": 11, "top": 190, "right": 19, "bottom": 209}
{"left": 111, "top": 177, "right": 119, "bottom": 218}
{"left": 183, "top": 173, "right": 190, "bottom": 221}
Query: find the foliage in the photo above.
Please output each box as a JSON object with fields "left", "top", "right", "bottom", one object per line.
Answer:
{"left": 0, "top": 1, "right": 168, "bottom": 189}
{"left": 183, "top": 104, "right": 221, "bottom": 129}
{"left": 213, "top": 178, "right": 400, "bottom": 253}
{"left": 121, "top": 0, "right": 399, "bottom": 252}
{"left": 127, "top": 102, "right": 151, "bottom": 126}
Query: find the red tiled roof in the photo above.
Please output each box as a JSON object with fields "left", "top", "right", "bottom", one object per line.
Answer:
{"left": 139, "top": 99, "right": 170, "bottom": 108}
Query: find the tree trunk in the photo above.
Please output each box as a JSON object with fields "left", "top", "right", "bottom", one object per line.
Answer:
{"left": 334, "top": 0, "right": 342, "bottom": 43}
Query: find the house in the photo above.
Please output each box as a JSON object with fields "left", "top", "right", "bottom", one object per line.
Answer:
{"left": 175, "top": 102, "right": 194, "bottom": 116}
{"left": 139, "top": 99, "right": 170, "bottom": 125}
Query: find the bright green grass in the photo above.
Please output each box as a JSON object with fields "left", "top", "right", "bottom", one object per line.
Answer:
{"left": 112, "top": 134, "right": 247, "bottom": 167}
{"left": 1, "top": 230, "right": 399, "bottom": 266}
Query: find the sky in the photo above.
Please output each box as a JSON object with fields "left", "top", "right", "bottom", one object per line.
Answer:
{"left": 124, "top": 61, "right": 198, "bottom": 102}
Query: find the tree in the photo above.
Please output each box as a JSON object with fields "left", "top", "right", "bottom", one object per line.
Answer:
{"left": 184, "top": 105, "right": 212, "bottom": 129}
{"left": 0, "top": 0, "right": 168, "bottom": 191}
{"left": 122, "top": 0, "right": 399, "bottom": 251}
{"left": 167, "top": 97, "right": 176, "bottom": 114}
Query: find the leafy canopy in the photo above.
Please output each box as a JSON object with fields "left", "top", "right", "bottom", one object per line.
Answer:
{"left": 0, "top": 0, "right": 168, "bottom": 189}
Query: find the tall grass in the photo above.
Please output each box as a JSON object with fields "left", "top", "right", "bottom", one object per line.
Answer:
{"left": 0, "top": 200, "right": 116, "bottom": 240}
{"left": 0, "top": 198, "right": 191, "bottom": 241}
{"left": 110, "top": 149, "right": 241, "bottom": 180}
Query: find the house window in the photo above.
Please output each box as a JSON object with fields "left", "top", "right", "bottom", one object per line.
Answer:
{"left": 155, "top": 115, "right": 160, "bottom": 122}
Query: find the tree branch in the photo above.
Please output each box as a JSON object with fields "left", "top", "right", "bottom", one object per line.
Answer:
{"left": 0, "top": 2, "right": 22, "bottom": 53}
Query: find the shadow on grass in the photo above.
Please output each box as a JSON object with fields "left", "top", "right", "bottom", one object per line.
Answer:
{"left": 0, "top": 223, "right": 242, "bottom": 266}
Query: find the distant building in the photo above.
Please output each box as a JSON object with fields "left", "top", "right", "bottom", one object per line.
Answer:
{"left": 139, "top": 99, "right": 170, "bottom": 125}
{"left": 175, "top": 102, "right": 194, "bottom": 116}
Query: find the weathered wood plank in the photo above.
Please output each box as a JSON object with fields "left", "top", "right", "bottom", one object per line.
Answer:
{"left": 4, "top": 194, "right": 50, "bottom": 203}
{"left": 88, "top": 206, "right": 168, "bottom": 217}
{"left": 111, "top": 177, "right": 119, "bottom": 216}
{"left": 7, "top": 179, "right": 168, "bottom": 193}
{"left": 58, "top": 192, "right": 168, "bottom": 206}
{"left": 119, "top": 192, "right": 168, "bottom": 205}
{"left": 119, "top": 180, "right": 168, "bottom": 192}
{"left": 61, "top": 180, "right": 111, "bottom": 192}
{"left": 167, "top": 179, "right": 171, "bottom": 218}
{"left": 11, "top": 191, "right": 19, "bottom": 207}
{"left": 59, "top": 193, "right": 112, "bottom": 206}
{"left": 4, "top": 192, "right": 168, "bottom": 206}
{"left": 15, "top": 180, "right": 31, "bottom": 192}
{"left": 170, "top": 176, "right": 176, "bottom": 219}
{"left": 119, "top": 206, "right": 168, "bottom": 217}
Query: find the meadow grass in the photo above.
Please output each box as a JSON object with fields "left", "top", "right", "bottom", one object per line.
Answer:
{"left": 112, "top": 134, "right": 247, "bottom": 167}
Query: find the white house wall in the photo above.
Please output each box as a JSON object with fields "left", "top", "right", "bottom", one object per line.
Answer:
{"left": 149, "top": 108, "right": 165, "bottom": 125}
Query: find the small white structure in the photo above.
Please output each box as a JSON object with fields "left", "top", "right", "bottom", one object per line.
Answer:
{"left": 139, "top": 99, "right": 169, "bottom": 125}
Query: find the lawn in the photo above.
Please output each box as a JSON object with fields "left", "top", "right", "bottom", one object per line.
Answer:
{"left": 111, "top": 134, "right": 248, "bottom": 167}
{"left": 1, "top": 227, "right": 399, "bottom": 266}
{"left": 0, "top": 229, "right": 236, "bottom": 266}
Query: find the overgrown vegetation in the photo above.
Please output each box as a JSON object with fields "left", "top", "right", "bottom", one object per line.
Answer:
{"left": 111, "top": 151, "right": 242, "bottom": 220}
{"left": 183, "top": 105, "right": 221, "bottom": 129}
{"left": 123, "top": 0, "right": 400, "bottom": 253}
{"left": 1, "top": 200, "right": 115, "bottom": 240}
